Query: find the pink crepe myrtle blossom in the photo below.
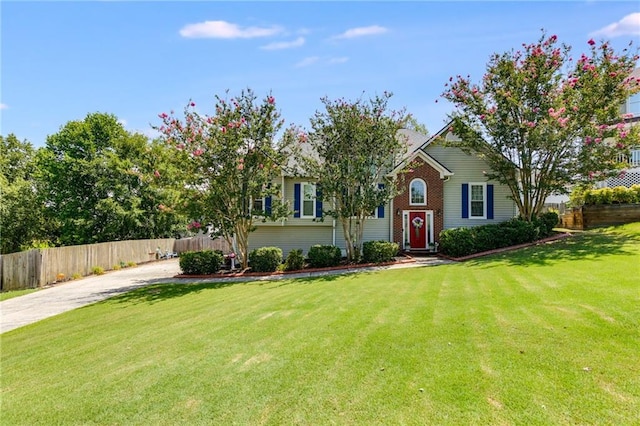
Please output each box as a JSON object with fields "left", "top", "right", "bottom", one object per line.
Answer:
{"left": 187, "top": 221, "right": 202, "bottom": 230}
{"left": 588, "top": 39, "right": 595, "bottom": 46}
{"left": 267, "top": 96, "right": 275, "bottom": 104}
{"left": 193, "top": 148, "right": 203, "bottom": 156}
{"left": 154, "top": 170, "right": 161, "bottom": 178}
{"left": 190, "top": 102, "right": 196, "bottom": 107}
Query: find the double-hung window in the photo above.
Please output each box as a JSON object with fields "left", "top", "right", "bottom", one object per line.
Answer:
{"left": 302, "top": 183, "right": 316, "bottom": 218}
{"left": 252, "top": 197, "right": 264, "bottom": 213}
{"left": 470, "top": 183, "right": 486, "bottom": 219}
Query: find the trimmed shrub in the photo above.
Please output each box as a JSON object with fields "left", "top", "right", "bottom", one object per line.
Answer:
{"left": 308, "top": 245, "right": 342, "bottom": 268}
{"left": 439, "top": 227, "right": 476, "bottom": 258}
{"left": 439, "top": 218, "right": 541, "bottom": 258}
{"left": 579, "top": 186, "right": 640, "bottom": 206}
{"left": 631, "top": 185, "right": 640, "bottom": 203}
{"left": 535, "top": 212, "right": 559, "bottom": 237}
{"left": 284, "top": 249, "right": 305, "bottom": 271}
{"left": 249, "top": 247, "right": 283, "bottom": 273}
{"left": 362, "top": 241, "right": 399, "bottom": 264}
{"left": 179, "top": 250, "right": 224, "bottom": 275}
{"left": 612, "top": 186, "right": 633, "bottom": 204}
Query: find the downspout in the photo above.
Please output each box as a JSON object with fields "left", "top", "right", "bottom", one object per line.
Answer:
{"left": 281, "top": 174, "right": 285, "bottom": 226}
{"left": 389, "top": 198, "right": 394, "bottom": 242}
{"left": 332, "top": 218, "right": 336, "bottom": 246}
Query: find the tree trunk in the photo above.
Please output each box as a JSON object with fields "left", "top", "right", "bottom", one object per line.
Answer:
{"left": 341, "top": 217, "right": 355, "bottom": 262}
{"left": 234, "top": 220, "right": 251, "bottom": 269}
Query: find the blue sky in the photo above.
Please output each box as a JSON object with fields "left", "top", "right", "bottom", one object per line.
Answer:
{"left": 2, "top": 1, "right": 639, "bottom": 147}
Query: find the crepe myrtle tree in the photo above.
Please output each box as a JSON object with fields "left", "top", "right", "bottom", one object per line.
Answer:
{"left": 441, "top": 32, "right": 640, "bottom": 221}
{"left": 156, "top": 89, "right": 292, "bottom": 269}
{"left": 296, "top": 92, "right": 410, "bottom": 262}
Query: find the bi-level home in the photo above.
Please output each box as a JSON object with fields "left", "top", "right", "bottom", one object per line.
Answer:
{"left": 248, "top": 125, "right": 517, "bottom": 256}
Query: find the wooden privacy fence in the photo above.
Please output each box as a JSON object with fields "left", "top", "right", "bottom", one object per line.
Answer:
{"left": 0, "top": 237, "right": 230, "bottom": 291}
{"left": 173, "top": 237, "right": 231, "bottom": 254}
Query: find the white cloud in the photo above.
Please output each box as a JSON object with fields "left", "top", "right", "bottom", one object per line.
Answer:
{"left": 590, "top": 13, "right": 640, "bottom": 38}
{"left": 261, "top": 37, "right": 305, "bottom": 50}
{"left": 179, "top": 20, "right": 282, "bottom": 39}
{"left": 117, "top": 118, "right": 128, "bottom": 127}
{"left": 0, "top": 103, "right": 8, "bottom": 110}
{"left": 295, "top": 56, "right": 320, "bottom": 68}
{"left": 328, "top": 57, "right": 349, "bottom": 64}
{"left": 332, "top": 25, "right": 388, "bottom": 40}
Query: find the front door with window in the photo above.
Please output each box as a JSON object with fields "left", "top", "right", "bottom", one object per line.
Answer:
{"left": 408, "top": 211, "right": 428, "bottom": 249}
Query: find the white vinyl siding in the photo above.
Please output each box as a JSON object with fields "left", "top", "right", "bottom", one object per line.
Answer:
{"left": 249, "top": 226, "right": 333, "bottom": 257}
{"left": 425, "top": 143, "right": 517, "bottom": 229}
{"left": 334, "top": 208, "right": 391, "bottom": 254}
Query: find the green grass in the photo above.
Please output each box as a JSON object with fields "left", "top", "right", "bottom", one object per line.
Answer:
{"left": 0, "top": 288, "right": 38, "bottom": 302}
{"left": 2, "top": 223, "right": 639, "bottom": 425}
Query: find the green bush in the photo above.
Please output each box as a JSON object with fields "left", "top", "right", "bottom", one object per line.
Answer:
{"left": 179, "top": 250, "right": 224, "bottom": 275}
{"left": 533, "top": 212, "right": 559, "bottom": 238}
{"left": 631, "top": 185, "right": 640, "bottom": 203}
{"left": 439, "top": 227, "right": 477, "bottom": 258}
{"left": 612, "top": 186, "right": 633, "bottom": 204}
{"left": 439, "top": 218, "right": 541, "bottom": 258}
{"left": 249, "top": 247, "right": 283, "bottom": 273}
{"left": 308, "top": 245, "right": 342, "bottom": 268}
{"left": 581, "top": 186, "right": 639, "bottom": 206}
{"left": 284, "top": 249, "right": 305, "bottom": 271}
{"left": 362, "top": 241, "right": 399, "bottom": 263}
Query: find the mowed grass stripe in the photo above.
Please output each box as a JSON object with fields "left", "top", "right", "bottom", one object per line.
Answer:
{"left": 1, "top": 223, "right": 639, "bottom": 425}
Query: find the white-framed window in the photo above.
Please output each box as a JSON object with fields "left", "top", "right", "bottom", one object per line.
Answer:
{"left": 469, "top": 183, "right": 486, "bottom": 219}
{"left": 628, "top": 93, "right": 640, "bottom": 116}
{"left": 302, "top": 182, "right": 316, "bottom": 218}
{"left": 409, "top": 178, "right": 427, "bottom": 205}
{"left": 252, "top": 197, "right": 264, "bottom": 213}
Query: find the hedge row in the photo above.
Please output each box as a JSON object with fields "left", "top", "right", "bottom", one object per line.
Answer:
{"left": 179, "top": 241, "right": 401, "bottom": 275}
{"left": 583, "top": 185, "right": 640, "bottom": 205}
{"left": 439, "top": 212, "right": 559, "bottom": 258}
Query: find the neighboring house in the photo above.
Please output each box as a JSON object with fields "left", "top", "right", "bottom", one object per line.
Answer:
{"left": 599, "top": 67, "right": 640, "bottom": 189}
{"left": 248, "top": 124, "right": 518, "bottom": 256}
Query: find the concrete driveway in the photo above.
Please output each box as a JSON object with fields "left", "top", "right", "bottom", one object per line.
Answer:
{"left": 1, "top": 259, "right": 181, "bottom": 334}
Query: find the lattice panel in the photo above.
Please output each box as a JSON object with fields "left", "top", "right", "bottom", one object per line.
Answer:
{"left": 604, "top": 171, "right": 640, "bottom": 188}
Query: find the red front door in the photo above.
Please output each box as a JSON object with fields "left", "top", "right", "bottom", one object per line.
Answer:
{"left": 409, "top": 211, "right": 427, "bottom": 249}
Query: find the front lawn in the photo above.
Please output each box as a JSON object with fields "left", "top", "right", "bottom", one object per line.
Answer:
{"left": 1, "top": 223, "right": 639, "bottom": 425}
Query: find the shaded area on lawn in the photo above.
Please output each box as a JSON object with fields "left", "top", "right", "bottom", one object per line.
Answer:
{"left": 467, "top": 227, "right": 640, "bottom": 268}
{"left": 104, "top": 273, "right": 345, "bottom": 305}
{"left": 104, "top": 281, "right": 237, "bottom": 305}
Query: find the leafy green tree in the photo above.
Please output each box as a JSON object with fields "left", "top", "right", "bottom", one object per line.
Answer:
{"left": 442, "top": 33, "right": 640, "bottom": 221}
{"left": 299, "top": 92, "right": 409, "bottom": 261}
{"left": 156, "top": 90, "right": 292, "bottom": 269}
{"left": 38, "top": 113, "right": 186, "bottom": 245}
{"left": 0, "top": 134, "right": 52, "bottom": 253}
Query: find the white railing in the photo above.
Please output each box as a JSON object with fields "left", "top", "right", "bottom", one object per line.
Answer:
{"left": 618, "top": 149, "right": 640, "bottom": 168}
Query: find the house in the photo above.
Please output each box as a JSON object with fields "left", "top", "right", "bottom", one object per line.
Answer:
{"left": 247, "top": 125, "right": 518, "bottom": 256}
{"left": 598, "top": 67, "right": 640, "bottom": 189}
